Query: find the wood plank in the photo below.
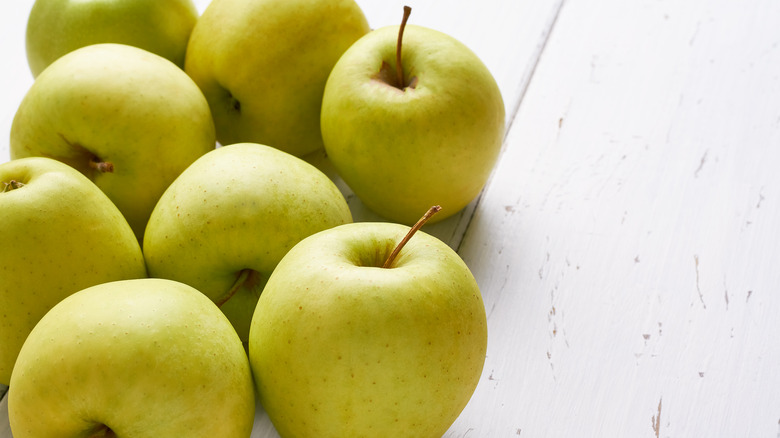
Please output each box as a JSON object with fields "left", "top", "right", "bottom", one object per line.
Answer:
{"left": 454, "top": 0, "right": 780, "bottom": 436}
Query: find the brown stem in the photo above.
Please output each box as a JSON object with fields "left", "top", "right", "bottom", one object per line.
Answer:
{"left": 89, "top": 159, "right": 114, "bottom": 173}
{"left": 395, "top": 6, "right": 412, "bottom": 89}
{"left": 216, "top": 269, "right": 262, "bottom": 307}
{"left": 216, "top": 269, "right": 251, "bottom": 307}
{"left": 2, "top": 180, "right": 25, "bottom": 192}
{"left": 382, "top": 205, "right": 442, "bottom": 269}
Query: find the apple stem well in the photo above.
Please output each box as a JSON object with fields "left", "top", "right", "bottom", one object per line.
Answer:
{"left": 217, "top": 269, "right": 263, "bottom": 307}
{"left": 382, "top": 205, "right": 442, "bottom": 269}
{"left": 88, "top": 424, "right": 116, "bottom": 438}
{"left": 56, "top": 133, "right": 114, "bottom": 173}
{"left": 2, "top": 180, "right": 25, "bottom": 192}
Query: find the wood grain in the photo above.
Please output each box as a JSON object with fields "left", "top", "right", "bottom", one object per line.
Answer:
{"left": 455, "top": 0, "right": 780, "bottom": 436}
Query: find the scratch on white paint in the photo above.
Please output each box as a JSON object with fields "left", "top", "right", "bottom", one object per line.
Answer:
{"left": 539, "top": 247, "right": 550, "bottom": 280}
{"left": 547, "top": 351, "right": 556, "bottom": 380}
{"left": 756, "top": 186, "right": 766, "bottom": 209}
{"left": 694, "top": 255, "right": 707, "bottom": 309}
{"left": 689, "top": 20, "right": 701, "bottom": 46}
{"left": 488, "top": 370, "right": 501, "bottom": 390}
{"left": 652, "top": 397, "right": 662, "bottom": 438}
{"left": 694, "top": 149, "right": 709, "bottom": 178}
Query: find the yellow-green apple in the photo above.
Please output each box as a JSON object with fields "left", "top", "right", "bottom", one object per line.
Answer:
{"left": 0, "top": 157, "right": 146, "bottom": 385}
{"left": 184, "top": 0, "right": 370, "bottom": 156}
{"left": 321, "top": 9, "right": 506, "bottom": 225}
{"left": 26, "top": 0, "right": 199, "bottom": 77}
{"left": 143, "top": 143, "right": 353, "bottom": 344}
{"left": 248, "top": 206, "right": 488, "bottom": 437}
{"left": 10, "top": 43, "right": 216, "bottom": 241}
{"left": 8, "top": 278, "right": 255, "bottom": 438}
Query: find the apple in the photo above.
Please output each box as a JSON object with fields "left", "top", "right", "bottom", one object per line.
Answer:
{"left": 26, "top": 0, "right": 199, "bottom": 77}
{"left": 10, "top": 43, "right": 216, "bottom": 242}
{"left": 143, "top": 142, "right": 353, "bottom": 344}
{"left": 248, "top": 206, "right": 488, "bottom": 437}
{"left": 321, "top": 7, "right": 506, "bottom": 225}
{"left": 0, "top": 157, "right": 146, "bottom": 385}
{"left": 8, "top": 278, "right": 256, "bottom": 438}
{"left": 184, "top": 0, "right": 370, "bottom": 156}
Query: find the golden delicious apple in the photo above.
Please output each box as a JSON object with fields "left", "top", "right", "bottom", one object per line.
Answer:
{"left": 249, "top": 210, "right": 488, "bottom": 437}
{"left": 8, "top": 278, "right": 255, "bottom": 438}
{"left": 143, "top": 143, "right": 353, "bottom": 344}
{"left": 184, "top": 0, "right": 370, "bottom": 156}
{"left": 10, "top": 43, "right": 216, "bottom": 241}
{"left": 0, "top": 157, "right": 146, "bottom": 385}
{"left": 26, "top": 0, "right": 199, "bottom": 77}
{"left": 321, "top": 13, "right": 506, "bottom": 225}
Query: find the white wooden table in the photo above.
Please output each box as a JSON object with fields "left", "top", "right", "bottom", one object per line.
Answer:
{"left": 3, "top": 0, "right": 780, "bottom": 436}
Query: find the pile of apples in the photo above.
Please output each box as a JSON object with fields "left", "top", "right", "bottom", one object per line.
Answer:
{"left": 1, "top": 0, "right": 505, "bottom": 436}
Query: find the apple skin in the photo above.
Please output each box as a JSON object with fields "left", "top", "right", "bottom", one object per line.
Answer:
{"left": 184, "top": 0, "right": 370, "bottom": 156}
{"left": 10, "top": 43, "right": 216, "bottom": 242}
{"left": 143, "top": 143, "right": 353, "bottom": 344}
{"left": 26, "top": 0, "right": 198, "bottom": 77}
{"left": 321, "top": 24, "right": 506, "bottom": 225}
{"left": 0, "top": 157, "right": 146, "bottom": 386}
{"left": 8, "top": 278, "right": 255, "bottom": 438}
{"left": 248, "top": 222, "right": 488, "bottom": 437}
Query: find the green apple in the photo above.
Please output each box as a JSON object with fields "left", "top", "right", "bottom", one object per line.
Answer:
{"left": 26, "top": 0, "right": 199, "bottom": 77}
{"left": 321, "top": 10, "right": 506, "bottom": 225}
{"left": 184, "top": 0, "right": 370, "bottom": 156}
{"left": 10, "top": 43, "right": 216, "bottom": 241}
{"left": 248, "top": 207, "right": 488, "bottom": 437}
{"left": 143, "top": 142, "right": 353, "bottom": 344}
{"left": 0, "top": 157, "right": 146, "bottom": 385}
{"left": 8, "top": 278, "right": 255, "bottom": 438}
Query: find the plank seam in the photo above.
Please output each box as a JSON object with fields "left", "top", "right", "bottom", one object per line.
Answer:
{"left": 455, "top": 0, "right": 568, "bottom": 253}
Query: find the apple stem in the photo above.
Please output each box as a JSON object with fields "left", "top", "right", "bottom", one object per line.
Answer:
{"left": 89, "top": 159, "right": 114, "bottom": 173}
{"left": 2, "top": 180, "right": 25, "bottom": 192}
{"left": 217, "top": 269, "right": 251, "bottom": 307}
{"left": 395, "top": 5, "right": 412, "bottom": 89}
{"left": 382, "top": 205, "right": 442, "bottom": 269}
{"left": 217, "top": 269, "right": 262, "bottom": 307}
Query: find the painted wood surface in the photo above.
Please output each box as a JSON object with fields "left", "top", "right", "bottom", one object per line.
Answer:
{"left": 2, "top": 0, "right": 780, "bottom": 436}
